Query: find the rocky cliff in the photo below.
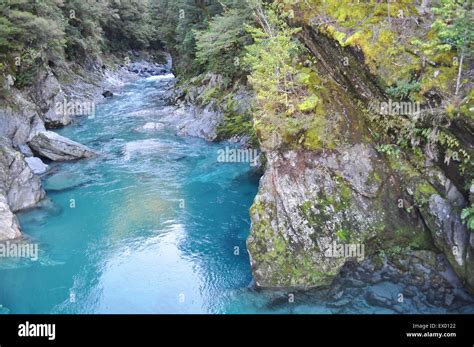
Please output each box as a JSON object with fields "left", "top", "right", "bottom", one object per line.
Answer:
{"left": 245, "top": 1, "right": 474, "bottom": 294}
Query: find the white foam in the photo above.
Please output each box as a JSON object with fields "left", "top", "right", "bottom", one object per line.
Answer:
{"left": 123, "top": 139, "right": 172, "bottom": 161}
{"left": 146, "top": 73, "right": 175, "bottom": 81}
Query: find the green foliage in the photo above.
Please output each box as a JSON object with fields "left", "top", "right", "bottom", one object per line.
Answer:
{"left": 154, "top": 0, "right": 225, "bottom": 76}
{"left": 0, "top": 0, "right": 65, "bottom": 88}
{"left": 194, "top": 4, "right": 253, "bottom": 79}
{"left": 217, "top": 108, "right": 257, "bottom": 145}
{"left": 461, "top": 203, "right": 474, "bottom": 231}
{"left": 376, "top": 144, "right": 402, "bottom": 158}
{"left": 431, "top": 0, "right": 473, "bottom": 56}
{"left": 103, "top": 0, "right": 158, "bottom": 52}
{"left": 386, "top": 79, "right": 421, "bottom": 101}
{"left": 62, "top": 0, "right": 109, "bottom": 60}
{"left": 0, "top": 0, "right": 165, "bottom": 92}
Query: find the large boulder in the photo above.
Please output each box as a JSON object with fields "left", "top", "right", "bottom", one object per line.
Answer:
{"left": 0, "top": 137, "right": 45, "bottom": 212}
{"left": 413, "top": 170, "right": 474, "bottom": 292}
{"left": 0, "top": 92, "right": 45, "bottom": 146}
{"left": 28, "top": 131, "right": 97, "bottom": 161}
{"left": 29, "top": 70, "right": 71, "bottom": 128}
{"left": 247, "top": 145, "right": 432, "bottom": 288}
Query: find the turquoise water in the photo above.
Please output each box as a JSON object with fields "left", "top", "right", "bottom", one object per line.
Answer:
{"left": 1, "top": 75, "right": 473, "bottom": 314}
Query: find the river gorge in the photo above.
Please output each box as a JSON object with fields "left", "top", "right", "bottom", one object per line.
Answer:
{"left": 0, "top": 67, "right": 472, "bottom": 314}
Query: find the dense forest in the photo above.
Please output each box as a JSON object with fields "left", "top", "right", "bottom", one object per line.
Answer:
{"left": 0, "top": 0, "right": 473, "bottom": 301}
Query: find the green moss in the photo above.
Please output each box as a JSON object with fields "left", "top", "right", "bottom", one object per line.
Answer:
{"left": 414, "top": 181, "right": 437, "bottom": 206}
{"left": 393, "top": 226, "right": 434, "bottom": 251}
{"left": 298, "top": 95, "right": 320, "bottom": 113}
{"left": 303, "top": 126, "right": 322, "bottom": 149}
{"left": 336, "top": 229, "right": 350, "bottom": 243}
{"left": 419, "top": 65, "right": 458, "bottom": 96}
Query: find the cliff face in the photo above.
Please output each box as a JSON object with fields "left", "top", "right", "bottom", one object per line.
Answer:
{"left": 247, "top": 2, "right": 473, "bottom": 292}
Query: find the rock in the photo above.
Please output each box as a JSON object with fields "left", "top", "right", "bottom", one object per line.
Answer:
{"left": 163, "top": 76, "right": 253, "bottom": 144}
{"left": 127, "top": 60, "right": 168, "bottom": 77}
{"left": 28, "top": 131, "right": 97, "bottom": 161}
{"left": 17, "top": 144, "right": 34, "bottom": 157}
{"left": 25, "top": 157, "right": 49, "bottom": 175}
{"left": 0, "top": 138, "right": 45, "bottom": 212}
{"left": 44, "top": 170, "right": 92, "bottom": 192}
{"left": 42, "top": 95, "right": 71, "bottom": 129}
{"left": 102, "top": 90, "right": 113, "bottom": 98}
{"left": 444, "top": 293, "right": 455, "bottom": 306}
{"left": 0, "top": 193, "right": 21, "bottom": 241}
{"left": 421, "top": 193, "right": 474, "bottom": 292}
{"left": 365, "top": 282, "right": 402, "bottom": 310}
{"left": 140, "top": 122, "right": 165, "bottom": 131}
{"left": 29, "top": 70, "right": 71, "bottom": 128}
{"left": 162, "top": 106, "right": 222, "bottom": 141}
{"left": 0, "top": 93, "right": 45, "bottom": 146}
{"left": 246, "top": 143, "right": 426, "bottom": 287}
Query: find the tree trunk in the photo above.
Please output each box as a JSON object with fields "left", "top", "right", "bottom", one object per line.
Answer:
{"left": 455, "top": 53, "right": 464, "bottom": 96}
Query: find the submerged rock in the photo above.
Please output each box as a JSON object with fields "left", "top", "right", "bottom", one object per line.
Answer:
{"left": 139, "top": 122, "right": 165, "bottom": 131}
{"left": 102, "top": 90, "right": 113, "bottom": 98}
{"left": 28, "top": 131, "right": 97, "bottom": 161}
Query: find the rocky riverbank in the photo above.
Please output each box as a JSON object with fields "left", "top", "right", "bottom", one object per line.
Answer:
{"left": 163, "top": 73, "right": 255, "bottom": 144}
{"left": 0, "top": 52, "right": 171, "bottom": 240}
{"left": 160, "top": 3, "right": 474, "bottom": 300}
{"left": 245, "top": 3, "right": 474, "bottom": 297}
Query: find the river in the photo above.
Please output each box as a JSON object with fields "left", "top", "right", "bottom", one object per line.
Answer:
{"left": 0, "top": 73, "right": 472, "bottom": 314}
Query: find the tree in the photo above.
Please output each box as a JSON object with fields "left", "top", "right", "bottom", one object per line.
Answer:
{"left": 194, "top": 2, "right": 253, "bottom": 79}
{"left": 431, "top": 0, "right": 474, "bottom": 96}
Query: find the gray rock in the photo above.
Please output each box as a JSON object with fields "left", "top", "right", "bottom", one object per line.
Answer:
{"left": 17, "top": 144, "right": 34, "bottom": 157}
{"left": 28, "top": 131, "right": 97, "bottom": 161}
{"left": 424, "top": 194, "right": 473, "bottom": 291}
{"left": 162, "top": 106, "right": 223, "bottom": 141}
{"left": 29, "top": 70, "right": 71, "bottom": 128}
{"left": 0, "top": 93, "right": 45, "bottom": 146}
{"left": 365, "top": 282, "right": 403, "bottom": 311}
{"left": 0, "top": 139, "right": 45, "bottom": 212}
{"left": 0, "top": 193, "right": 21, "bottom": 241}
{"left": 25, "top": 157, "right": 49, "bottom": 175}
{"left": 246, "top": 146, "right": 395, "bottom": 287}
